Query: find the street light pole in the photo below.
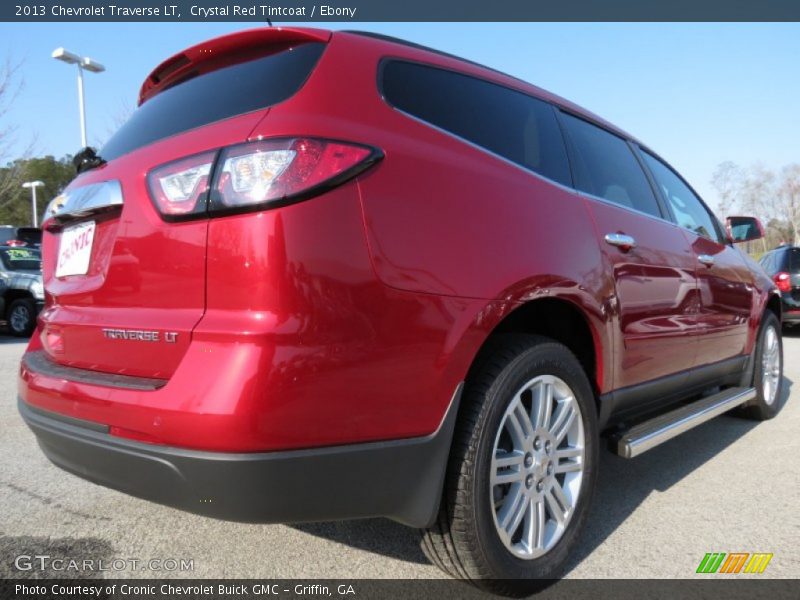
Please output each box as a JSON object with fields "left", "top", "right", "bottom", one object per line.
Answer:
{"left": 52, "top": 47, "right": 105, "bottom": 149}
{"left": 76, "top": 62, "right": 87, "bottom": 147}
{"left": 22, "top": 181, "right": 45, "bottom": 228}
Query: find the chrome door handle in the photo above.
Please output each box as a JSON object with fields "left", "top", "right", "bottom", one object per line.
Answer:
{"left": 604, "top": 232, "right": 636, "bottom": 251}
{"left": 698, "top": 254, "right": 715, "bottom": 267}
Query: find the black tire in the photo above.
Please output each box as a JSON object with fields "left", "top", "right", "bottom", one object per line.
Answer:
{"left": 7, "top": 298, "right": 36, "bottom": 337}
{"left": 739, "top": 311, "right": 784, "bottom": 421}
{"left": 421, "top": 334, "right": 598, "bottom": 595}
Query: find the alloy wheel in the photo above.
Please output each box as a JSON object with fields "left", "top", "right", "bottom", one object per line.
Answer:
{"left": 490, "top": 374, "right": 585, "bottom": 559}
{"left": 762, "top": 325, "right": 781, "bottom": 405}
{"left": 10, "top": 304, "right": 31, "bottom": 334}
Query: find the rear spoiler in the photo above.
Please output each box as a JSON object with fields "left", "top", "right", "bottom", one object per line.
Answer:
{"left": 138, "top": 27, "right": 331, "bottom": 105}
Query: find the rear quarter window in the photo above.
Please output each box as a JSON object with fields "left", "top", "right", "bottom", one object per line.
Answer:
{"left": 790, "top": 248, "right": 800, "bottom": 272}
{"left": 381, "top": 60, "right": 572, "bottom": 187}
{"left": 759, "top": 252, "right": 773, "bottom": 272}
{"left": 101, "top": 42, "right": 326, "bottom": 161}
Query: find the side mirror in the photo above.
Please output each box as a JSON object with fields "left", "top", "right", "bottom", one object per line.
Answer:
{"left": 726, "top": 216, "right": 764, "bottom": 243}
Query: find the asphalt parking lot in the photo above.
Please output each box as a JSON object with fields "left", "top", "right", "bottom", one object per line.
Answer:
{"left": 1, "top": 332, "right": 798, "bottom": 580}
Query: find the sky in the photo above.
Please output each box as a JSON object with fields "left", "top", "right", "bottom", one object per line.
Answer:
{"left": 1, "top": 22, "right": 799, "bottom": 213}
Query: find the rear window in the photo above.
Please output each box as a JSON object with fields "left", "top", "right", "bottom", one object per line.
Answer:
{"left": 381, "top": 60, "right": 572, "bottom": 187}
{"left": 16, "top": 228, "right": 41, "bottom": 246}
{"left": 791, "top": 248, "right": 800, "bottom": 272}
{"left": 101, "top": 43, "right": 326, "bottom": 161}
{"left": 0, "top": 248, "right": 41, "bottom": 271}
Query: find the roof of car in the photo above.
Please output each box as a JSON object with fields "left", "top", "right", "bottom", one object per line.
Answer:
{"left": 143, "top": 27, "right": 642, "bottom": 146}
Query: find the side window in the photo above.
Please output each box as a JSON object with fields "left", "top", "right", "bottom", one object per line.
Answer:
{"left": 641, "top": 151, "right": 723, "bottom": 243}
{"left": 381, "top": 61, "right": 572, "bottom": 187}
{"left": 558, "top": 112, "right": 661, "bottom": 218}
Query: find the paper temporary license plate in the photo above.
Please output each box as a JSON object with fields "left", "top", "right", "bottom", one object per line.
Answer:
{"left": 56, "top": 221, "right": 96, "bottom": 277}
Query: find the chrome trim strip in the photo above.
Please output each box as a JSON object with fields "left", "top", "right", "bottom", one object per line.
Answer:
{"left": 45, "top": 180, "right": 123, "bottom": 225}
{"left": 617, "top": 387, "right": 756, "bottom": 458}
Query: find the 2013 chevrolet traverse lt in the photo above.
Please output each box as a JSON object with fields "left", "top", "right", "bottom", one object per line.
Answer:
{"left": 19, "top": 28, "right": 784, "bottom": 592}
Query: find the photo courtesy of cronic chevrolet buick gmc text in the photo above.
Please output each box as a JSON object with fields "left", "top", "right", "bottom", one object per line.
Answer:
{"left": 18, "top": 28, "right": 785, "bottom": 594}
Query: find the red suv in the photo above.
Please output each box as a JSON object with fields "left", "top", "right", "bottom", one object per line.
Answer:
{"left": 19, "top": 28, "right": 784, "bottom": 592}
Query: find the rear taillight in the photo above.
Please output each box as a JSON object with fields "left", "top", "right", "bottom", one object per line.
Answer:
{"left": 147, "top": 138, "right": 380, "bottom": 220}
{"left": 41, "top": 326, "right": 64, "bottom": 355}
{"left": 774, "top": 272, "right": 791, "bottom": 293}
{"left": 147, "top": 151, "right": 216, "bottom": 219}
{"left": 6, "top": 239, "right": 26, "bottom": 247}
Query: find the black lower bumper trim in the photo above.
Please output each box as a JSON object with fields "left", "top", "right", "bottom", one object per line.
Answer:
{"left": 18, "top": 388, "right": 461, "bottom": 528}
{"left": 23, "top": 350, "right": 167, "bottom": 391}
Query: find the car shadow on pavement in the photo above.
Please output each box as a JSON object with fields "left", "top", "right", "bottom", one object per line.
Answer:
{"left": 293, "top": 376, "right": 793, "bottom": 572}
{"left": 291, "top": 515, "right": 430, "bottom": 565}
{"left": 563, "top": 374, "right": 793, "bottom": 574}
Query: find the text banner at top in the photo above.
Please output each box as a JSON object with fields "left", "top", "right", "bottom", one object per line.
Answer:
{"left": 3, "top": 0, "right": 800, "bottom": 22}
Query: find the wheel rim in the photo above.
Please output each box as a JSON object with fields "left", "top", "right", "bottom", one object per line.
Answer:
{"left": 10, "top": 305, "right": 30, "bottom": 333}
{"left": 490, "top": 374, "right": 585, "bottom": 559}
{"left": 762, "top": 325, "right": 781, "bottom": 405}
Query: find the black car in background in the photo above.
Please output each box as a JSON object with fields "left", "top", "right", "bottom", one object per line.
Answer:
{"left": 0, "top": 246, "right": 43, "bottom": 336}
{"left": 0, "top": 226, "right": 42, "bottom": 248}
{"left": 759, "top": 245, "right": 800, "bottom": 327}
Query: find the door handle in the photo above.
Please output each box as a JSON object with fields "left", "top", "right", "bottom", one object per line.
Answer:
{"left": 698, "top": 254, "right": 715, "bottom": 267}
{"left": 604, "top": 232, "right": 636, "bottom": 251}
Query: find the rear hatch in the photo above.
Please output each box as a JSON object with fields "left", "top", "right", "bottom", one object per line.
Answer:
{"left": 791, "top": 247, "right": 800, "bottom": 304}
{"left": 39, "top": 28, "right": 328, "bottom": 379}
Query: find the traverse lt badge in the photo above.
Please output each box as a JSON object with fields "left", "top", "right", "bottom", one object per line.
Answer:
{"left": 102, "top": 329, "right": 178, "bottom": 343}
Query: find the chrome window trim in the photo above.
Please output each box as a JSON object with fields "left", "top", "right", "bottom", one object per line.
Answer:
{"left": 393, "top": 104, "right": 693, "bottom": 229}
{"left": 377, "top": 60, "right": 720, "bottom": 236}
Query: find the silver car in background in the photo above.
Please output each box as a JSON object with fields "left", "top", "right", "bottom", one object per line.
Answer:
{"left": 0, "top": 246, "right": 44, "bottom": 336}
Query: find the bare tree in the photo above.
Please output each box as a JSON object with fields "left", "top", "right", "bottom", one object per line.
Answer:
{"left": 739, "top": 164, "right": 776, "bottom": 217}
{"left": 0, "top": 57, "right": 24, "bottom": 202}
{"left": 711, "top": 161, "right": 744, "bottom": 216}
{"left": 97, "top": 98, "right": 134, "bottom": 149}
{"left": 711, "top": 160, "right": 800, "bottom": 251}
{"left": 777, "top": 164, "right": 800, "bottom": 245}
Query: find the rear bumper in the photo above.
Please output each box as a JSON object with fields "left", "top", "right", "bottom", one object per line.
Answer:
{"left": 780, "top": 291, "right": 800, "bottom": 322}
{"left": 19, "top": 388, "right": 460, "bottom": 528}
{"left": 782, "top": 309, "right": 800, "bottom": 323}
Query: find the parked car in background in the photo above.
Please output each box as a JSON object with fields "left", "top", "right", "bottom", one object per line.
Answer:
{"left": 0, "top": 246, "right": 43, "bottom": 336}
{"left": 0, "top": 226, "right": 42, "bottom": 248}
{"left": 759, "top": 244, "right": 800, "bottom": 327}
{"left": 18, "top": 28, "right": 784, "bottom": 593}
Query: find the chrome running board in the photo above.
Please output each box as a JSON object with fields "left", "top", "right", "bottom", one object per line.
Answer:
{"left": 613, "top": 387, "right": 756, "bottom": 458}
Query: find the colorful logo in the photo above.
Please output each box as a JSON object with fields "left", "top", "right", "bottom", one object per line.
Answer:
{"left": 696, "top": 552, "right": 773, "bottom": 574}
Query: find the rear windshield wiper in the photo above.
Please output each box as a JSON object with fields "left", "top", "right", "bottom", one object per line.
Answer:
{"left": 73, "top": 147, "right": 107, "bottom": 174}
